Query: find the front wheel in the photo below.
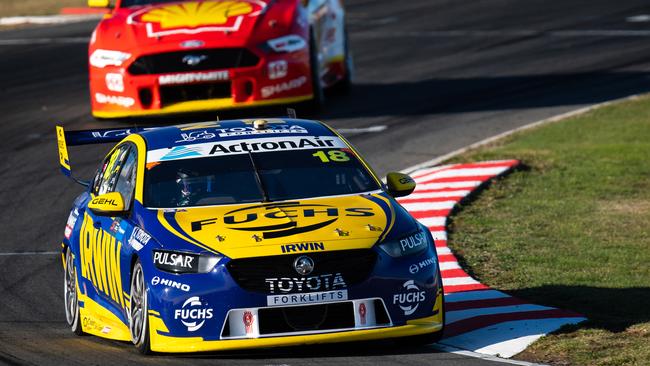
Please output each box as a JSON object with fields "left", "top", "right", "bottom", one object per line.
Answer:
{"left": 129, "top": 261, "right": 151, "bottom": 354}
{"left": 64, "top": 248, "right": 83, "bottom": 335}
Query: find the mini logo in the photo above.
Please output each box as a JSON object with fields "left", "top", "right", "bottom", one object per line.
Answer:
{"left": 293, "top": 255, "right": 314, "bottom": 275}
{"left": 180, "top": 40, "right": 205, "bottom": 48}
{"left": 243, "top": 311, "right": 254, "bottom": 334}
{"left": 409, "top": 263, "right": 419, "bottom": 274}
{"left": 359, "top": 303, "right": 367, "bottom": 325}
{"left": 182, "top": 54, "right": 208, "bottom": 66}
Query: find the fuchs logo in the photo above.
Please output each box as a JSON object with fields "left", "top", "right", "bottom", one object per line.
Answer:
{"left": 190, "top": 202, "right": 374, "bottom": 239}
{"left": 265, "top": 273, "right": 346, "bottom": 294}
{"left": 174, "top": 296, "right": 213, "bottom": 331}
{"left": 393, "top": 280, "right": 426, "bottom": 316}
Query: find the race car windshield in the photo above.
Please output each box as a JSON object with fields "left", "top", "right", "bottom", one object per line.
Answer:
{"left": 144, "top": 148, "right": 381, "bottom": 208}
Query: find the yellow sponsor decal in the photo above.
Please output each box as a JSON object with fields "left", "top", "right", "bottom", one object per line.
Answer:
{"left": 79, "top": 213, "right": 125, "bottom": 309}
{"left": 166, "top": 195, "right": 389, "bottom": 259}
{"left": 141, "top": 1, "right": 253, "bottom": 29}
{"left": 55, "top": 126, "right": 71, "bottom": 172}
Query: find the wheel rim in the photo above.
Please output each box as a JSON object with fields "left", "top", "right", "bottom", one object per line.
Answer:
{"left": 64, "top": 250, "right": 78, "bottom": 326}
{"left": 129, "top": 263, "right": 147, "bottom": 345}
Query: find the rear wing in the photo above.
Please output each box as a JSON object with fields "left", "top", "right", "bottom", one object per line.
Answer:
{"left": 55, "top": 125, "right": 155, "bottom": 186}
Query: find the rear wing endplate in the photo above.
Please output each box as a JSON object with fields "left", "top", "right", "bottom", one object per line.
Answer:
{"left": 55, "top": 125, "right": 154, "bottom": 186}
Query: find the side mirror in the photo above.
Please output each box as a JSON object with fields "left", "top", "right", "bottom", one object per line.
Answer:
{"left": 386, "top": 172, "right": 416, "bottom": 197}
{"left": 88, "top": 192, "right": 127, "bottom": 216}
{"left": 88, "top": 0, "right": 110, "bottom": 8}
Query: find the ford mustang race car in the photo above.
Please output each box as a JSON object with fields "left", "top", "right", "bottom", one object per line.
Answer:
{"left": 86, "top": 0, "right": 351, "bottom": 118}
{"left": 56, "top": 118, "right": 444, "bottom": 353}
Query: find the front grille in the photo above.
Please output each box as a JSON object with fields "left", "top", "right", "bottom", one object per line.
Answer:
{"left": 159, "top": 82, "right": 231, "bottom": 106}
{"left": 220, "top": 299, "right": 390, "bottom": 338}
{"left": 260, "top": 302, "right": 354, "bottom": 333}
{"left": 227, "top": 249, "right": 377, "bottom": 293}
{"left": 127, "top": 48, "right": 259, "bottom": 75}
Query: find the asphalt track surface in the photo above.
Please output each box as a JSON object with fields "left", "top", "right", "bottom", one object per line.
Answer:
{"left": 2, "top": 0, "right": 650, "bottom": 364}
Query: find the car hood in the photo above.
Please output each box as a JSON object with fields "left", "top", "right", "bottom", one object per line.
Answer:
{"left": 152, "top": 193, "right": 418, "bottom": 259}
{"left": 102, "top": 0, "right": 270, "bottom": 51}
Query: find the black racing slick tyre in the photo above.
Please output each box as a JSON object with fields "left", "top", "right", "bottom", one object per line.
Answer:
{"left": 331, "top": 26, "right": 353, "bottom": 95}
{"left": 64, "top": 248, "right": 84, "bottom": 336}
{"left": 301, "top": 34, "right": 325, "bottom": 115}
{"left": 129, "top": 261, "right": 151, "bottom": 354}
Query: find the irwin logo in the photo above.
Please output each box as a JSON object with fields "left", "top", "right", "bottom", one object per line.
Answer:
{"left": 281, "top": 242, "right": 325, "bottom": 253}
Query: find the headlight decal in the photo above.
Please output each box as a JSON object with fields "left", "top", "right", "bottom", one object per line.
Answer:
{"left": 378, "top": 229, "right": 430, "bottom": 258}
{"left": 266, "top": 35, "right": 307, "bottom": 53}
{"left": 152, "top": 250, "right": 221, "bottom": 274}
{"left": 89, "top": 49, "right": 132, "bottom": 68}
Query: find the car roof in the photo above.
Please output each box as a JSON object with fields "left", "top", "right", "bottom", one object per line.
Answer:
{"left": 138, "top": 118, "right": 337, "bottom": 151}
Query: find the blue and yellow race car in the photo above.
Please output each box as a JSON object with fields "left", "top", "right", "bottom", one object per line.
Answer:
{"left": 57, "top": 118, "right": 444, "bottom": 353}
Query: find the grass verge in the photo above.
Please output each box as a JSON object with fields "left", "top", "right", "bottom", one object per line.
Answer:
{"left": 447, "top": 95, "right": 650, "bottom": 366}
{"left": 0, "top": 0, "right": 87, "bottom": 17}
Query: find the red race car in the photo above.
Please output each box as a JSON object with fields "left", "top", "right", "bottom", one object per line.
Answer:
{"left": 87, "top": 0, "right": 352, "bottom": 118}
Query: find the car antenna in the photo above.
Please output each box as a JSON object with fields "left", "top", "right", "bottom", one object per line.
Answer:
{"left": 287, "top": 108, "right": 297, "bottom": 119}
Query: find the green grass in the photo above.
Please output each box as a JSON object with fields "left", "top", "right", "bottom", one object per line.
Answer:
{"left": 0, "top": 0, "right": 87, "bottom": 17}
{"left": 446, "top": 96, "right": 650, "bottom": 366}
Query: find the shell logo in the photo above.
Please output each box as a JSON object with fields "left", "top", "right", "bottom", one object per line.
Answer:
{"left": 141, "top": 1, "right": 253, "bottom": 29}
{"left": 129, "top": 0, "right": 267, "bottom": 37}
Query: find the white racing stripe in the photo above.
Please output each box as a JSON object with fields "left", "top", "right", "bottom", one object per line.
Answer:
{"left": 441, "top": 317, "right": 585, "bottom": 359}
{"left": 399, "top": 190, "right": 471, "bottom": 200}
{"left": 445, "top": 290, "right": 510, "bottom": 303}
{"left": 0, "top": 251, "right": 59, "bottom": 256}
{"left": 0, "top": 14, "right": 102, "bottom": 26}
{"left": 430, "top": 231, "right": 447, "bottom": 241}
{"left": 0, "top": 37, "right": 89, "bottom": 46}
{"left": 446, "top": 304, "right": 554, "bottom": 325}
{"left": 400, "top": 200, "right": 457, "bottom": 212}
{"left": 416, "top": 216, "right": 447, "bottom": 227}
{"left": 356, "top": 29, "right": 650, "bottom": 39}
{"left": 337, "top": 125, "right": 387, "bottom": 134}
{"left": 414, "top": 167, "right": 511, "bottom": 183}
{"left": 436, "top": 246, "right": 452, "bottom": 255}
{"left": 439, "top": 262, "right": 461, "bottom": 270}
{"left": 417, "top": 181, "right": 483, "bottom": 190}
{"left": 443, "top": 276, "right": 481, "bottom": 287}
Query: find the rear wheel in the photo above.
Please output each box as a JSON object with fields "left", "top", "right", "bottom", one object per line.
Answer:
{"left": 299, "top": 34, "right": 325, "bottom": 115}
{"left": 331, "top": 26, "right": 353, "bottom": 94}
{"left": 129, "top": 261, "right": 151, "bottom": 354}
{"left": 64, "top": 248, "right": 83, "bottom": 335}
